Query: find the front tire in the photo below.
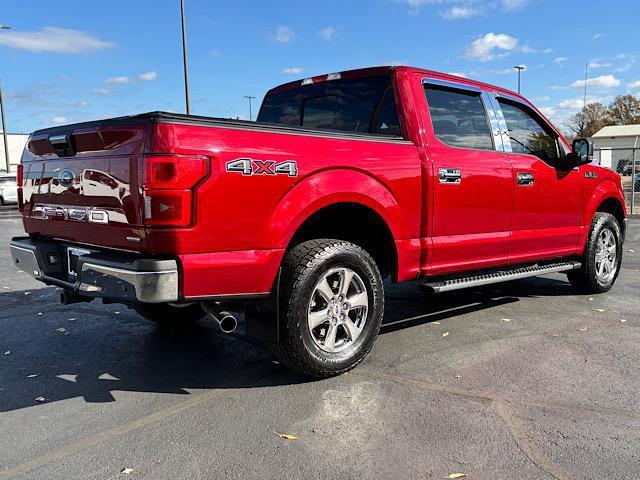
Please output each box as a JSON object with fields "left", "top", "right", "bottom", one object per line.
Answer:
{"left": 273, "top": 239, "right": 384, "bottom": 378}
{"left": 568, "top": 212, "right": 623, "bottom": 294}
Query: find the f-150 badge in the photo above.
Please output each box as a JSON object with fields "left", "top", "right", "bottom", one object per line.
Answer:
{"left": 226, "top": 158, "right": 298, "bottom": 177}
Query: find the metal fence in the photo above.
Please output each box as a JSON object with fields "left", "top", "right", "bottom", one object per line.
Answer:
{"left": 593, "top": 148, "right": 638, "bottom": 215}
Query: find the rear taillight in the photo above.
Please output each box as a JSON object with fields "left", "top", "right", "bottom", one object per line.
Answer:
{"left": 142, "top": 155, "right": 207, "bottom": 227}
{"left": 17, "top": 165, "right": 24, "bottom": 213}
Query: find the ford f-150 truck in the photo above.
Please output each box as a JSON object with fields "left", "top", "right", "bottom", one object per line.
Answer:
{"left": 10, "top": 66, "right": 627, "bottom": 378}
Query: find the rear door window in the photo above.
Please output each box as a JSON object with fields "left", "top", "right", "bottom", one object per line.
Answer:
{"left": 424, "top": 85, "right": 494, "bottom": 150}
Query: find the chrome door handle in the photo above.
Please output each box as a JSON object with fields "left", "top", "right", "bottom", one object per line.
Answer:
{"left": 517, "top": 172, "right": 534, "bottom": 186}
{"left": 438, "top": 168, "right": 461, "bottom": 184}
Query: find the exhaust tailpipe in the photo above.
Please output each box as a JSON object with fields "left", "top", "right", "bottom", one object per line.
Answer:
{"left": 202, "top": 303, "right": 238, "bottom": 334}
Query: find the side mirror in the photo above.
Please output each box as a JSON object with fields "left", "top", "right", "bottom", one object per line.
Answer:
{"left": 561, "top": 138, "right": 590, "bottom": 170}
{"left": 571, "top": 138, "right": 591, "bottom": 165}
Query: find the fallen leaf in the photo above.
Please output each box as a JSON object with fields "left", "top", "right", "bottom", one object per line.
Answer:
{"left": 620, "top": 319, "right": 627, "bottom": 323}
{"left": 120, "top": 467, "right": 134, "bottom": 475}
{"left": 114, "top": 311, "right": 121, "bottom": 315}
{"left": 442, "top": 331, "right": 449, "bottom": 337}
{"left": 34, "top": 396, "right": 45, "bottom": 402}
{"left": 274, "top": 432, "right": 298, "bottom": 440}
{"left": 501, "top": 318, "right": 511, "bottom": 322}
{"left": 629, "top": 249, "right": 635, "bottom": 253}
{"left": 24, "top": 292, "right": 31, "bottom": 296}
{"left": 56, "top": 327, "right": 66, "bottom": 333}
{"left": 588, "top": 297, "right": 594, "bottom": 301}
{"left": 448, "top": 474, "right": 467, "bottom": 479}
{"left": 433, "top": 321, "right": 441, "bottom": 325}
{"left": 595, "top": 309, "right": 605, "bottom": 312}
{"left": 68, "top": 318, "right": 77, "bottom": 322}
{"left": 37, "top": 312, "right": 43, "bottom": 316}
{"left": 27, "top": 374, "right": 38, "bottom": 378}
{"left": 579, "top": 326, "right": 587, "bottom": 332}
{"left": 3, "top": 351, "right": 10, "bottom": 355}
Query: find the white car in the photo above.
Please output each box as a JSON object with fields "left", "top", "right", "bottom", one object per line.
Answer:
{"left": 0, "top": 174, "right": 18, "bottom": 205}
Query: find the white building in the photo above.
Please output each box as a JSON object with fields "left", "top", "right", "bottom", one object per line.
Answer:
{"left": 591, "top": 125, "right": 640, "bottom": 170}
{"left": 0, "top": 132, "right": 29, "bottom": 173}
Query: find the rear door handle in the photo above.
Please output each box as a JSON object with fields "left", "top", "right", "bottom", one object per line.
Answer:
{"left": 517, "top": 172, "right": 534, "bottom": 186}
{"left": 438, "top": 168, "right": 461, "bottom": 184}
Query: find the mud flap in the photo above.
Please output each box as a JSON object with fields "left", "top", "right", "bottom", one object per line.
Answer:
{"left": 244, "top": 268, "right": 280, "bottom": 343}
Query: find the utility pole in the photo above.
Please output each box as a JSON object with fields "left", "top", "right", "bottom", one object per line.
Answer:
{"left": 583, "top": 62, "right": 589, "bottom": 109}
{"left": 180, "top": 0, "right": 191, "bottom": 114}
{"left": 0, "top": 26, "right": 11, "bottom": 173}
{"left": 0, "top": 79, "right": 9, "bottom": 173}
{"left": 244, "top": 96, "right": 256, "bottom": 121}
{"left": 513, "top": 65, "right": 525, "bottom": 94}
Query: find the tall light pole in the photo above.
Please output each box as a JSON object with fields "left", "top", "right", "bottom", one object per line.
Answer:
{"left": 513, "top": 65, "right": 525, "bottom": 94}
{"left": 583, "top": 62, "right": 589, "bottom": 109}
{"left": 244, "top": 96, "right": 256, "bottom": 121}
{"left": 180, "top": 0, "right": 191, "bottom": 114}
{"left": 0, "top": 25, "right": 11, "bottom": 173}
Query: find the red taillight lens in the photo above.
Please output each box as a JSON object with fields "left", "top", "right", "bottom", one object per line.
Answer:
{"left": 144, "top": 156, "right": 206, "bottom": 189}
{"left": 17, "top": 165, "right": 24, "bottom": 213}
{"left": 142, "top": 155, "right": 207, "bottom": 227}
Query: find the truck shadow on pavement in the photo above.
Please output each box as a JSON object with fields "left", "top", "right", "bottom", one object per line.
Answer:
{"left": 0, "top": 276, "right": 574, "bottom": 413}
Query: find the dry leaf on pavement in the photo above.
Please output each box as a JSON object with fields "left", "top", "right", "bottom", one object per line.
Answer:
{"left": 3, "top": 351, "right": 10, "bottom": 355}
{"left": 579, "top": 326, "right": 587, "bottom": 332}
{"left": 120, "top": 467, "right": 134, "bottom": 475}
{"left": 34, "top": 396, "right": 45, "bottom": 402}
{"left": 442, "top": 331, "right": 449, "bottom": 337}
{"left": 448, "top": 474, "right": 468, "bottom": 479}
{"left": 274, "top": 432, "right": 298, "bottom": 440}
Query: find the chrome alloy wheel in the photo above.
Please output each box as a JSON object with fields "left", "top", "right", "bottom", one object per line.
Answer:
{"left": 595, "top": 228, "right": 618, "bottom": 283}
{"left": 307, "top": 267, "right": 369, "bottom": 353}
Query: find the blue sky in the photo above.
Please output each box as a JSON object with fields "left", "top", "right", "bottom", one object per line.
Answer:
{"left": 0, "top": 0, "right": 638, "bottom": 133}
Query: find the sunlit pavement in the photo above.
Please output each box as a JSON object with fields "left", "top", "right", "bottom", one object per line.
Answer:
{"left": 0, "top": 216, "right": 638, "bottom": 479}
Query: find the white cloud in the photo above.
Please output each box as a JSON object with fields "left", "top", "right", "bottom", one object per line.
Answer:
{"left": 571, "top": 74, "right": 621, "bottom": 89}
{"left": 592, "top": 33, "right": 605, "bottom": 39}
{"left": 447, "top": 71, "right": 467, "bottom": 78}
{"left": 106, "top": 75, "right": 133, "bottom": 84}
{"left": 282, "top": 67, "right": 304, "bottom": 75}
{"left": 538, "top": 106, "right": 557, "bottom": 117}
{"left": 558, "top": 98, "right": 585, "bottom": 110}
{"left": 92, "top": 87, "right": 111, "bottom": 95}
{"left": 210, "top": 49, "right": 221, "bottom": 57}
{"left": 441, "top": 6, "right": 479, "bottom": 19}
{"left": 464, "top": 33, "right": 518, "bottom": 61}
{"left": 271, "top": 26, "right": 295, "bottom": 43}
{"left": 318, "top": 26, "right": 337, "bottom": 41}
{"left": 553, "top": 56, "right": 569, "bottom": 64}
{"left": 400, "top": 0, "right": 527, "bottom": 16}
{"left": 52, "top": 116, "right": 67, "bottom": 124}
{"left": 589, "top": 60, "right": 612, "bottom": 69}
{"left": 75, "top": 100, "right": 89, "bottom": 107}
{"left": 0, "top": 27, "right": 113, "bottom": 54}
{"left": 138, "top": 71, "right": 158, "bottom": 81}
{"left": 628, "top": 80, "right": 640, "bottom": 90}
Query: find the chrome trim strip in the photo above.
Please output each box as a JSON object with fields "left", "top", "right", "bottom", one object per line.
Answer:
{"left": 481, "top": 91, "right": 505, "bottom": 152}
{"left": 81, "top": 263, "right": 177, "bottom": 276}
{"left": 486, "top": 92, "right": 512, "bottom": 153}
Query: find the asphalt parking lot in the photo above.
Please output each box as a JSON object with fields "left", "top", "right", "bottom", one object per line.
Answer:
{"left": 0, "top": 210, "right": 638, "bottom": 480}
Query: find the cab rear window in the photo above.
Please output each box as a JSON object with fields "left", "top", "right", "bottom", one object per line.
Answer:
{"left": 258, "top": 76, "right": 402, "bottom": 137}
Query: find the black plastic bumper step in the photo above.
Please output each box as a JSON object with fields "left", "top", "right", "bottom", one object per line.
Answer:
{"left": 421, "top": 261, "right": 582, "bottom": 293}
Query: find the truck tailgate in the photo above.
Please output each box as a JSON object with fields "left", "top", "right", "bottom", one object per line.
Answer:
{"left": 21, "top": 122, "right": 149, "bottom": 251}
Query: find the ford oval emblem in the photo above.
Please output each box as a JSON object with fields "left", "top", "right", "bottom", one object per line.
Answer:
{"left": 57, "top": 168, "right": 76, "bottom": 187}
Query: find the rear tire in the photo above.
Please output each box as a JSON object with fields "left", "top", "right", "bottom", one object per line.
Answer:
{"left": 272, "top": 239, "right": 384, "bottom": 378}
{"left": 568, "top": 212, "right": 622, "bottom": 294}
{"left": 133, "top": 303, "right": 205, "bottom": 326}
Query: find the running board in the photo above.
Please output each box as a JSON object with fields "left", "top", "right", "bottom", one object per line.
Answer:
{"left": 420, "top": 261, "right": 582, "bottom": 293}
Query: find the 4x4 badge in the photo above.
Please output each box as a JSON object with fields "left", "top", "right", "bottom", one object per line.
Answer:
{"left": 226, "top": 158, "right": 298, "bottom": 177}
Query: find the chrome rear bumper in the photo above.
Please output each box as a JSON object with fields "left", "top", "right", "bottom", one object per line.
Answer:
{"left": 10, "top": 237, "right": 179, "bottom": 303}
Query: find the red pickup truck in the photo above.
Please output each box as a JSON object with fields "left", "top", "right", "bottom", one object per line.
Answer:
{"left": 10, "top": 66, "right": 627, "bottom": 377}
